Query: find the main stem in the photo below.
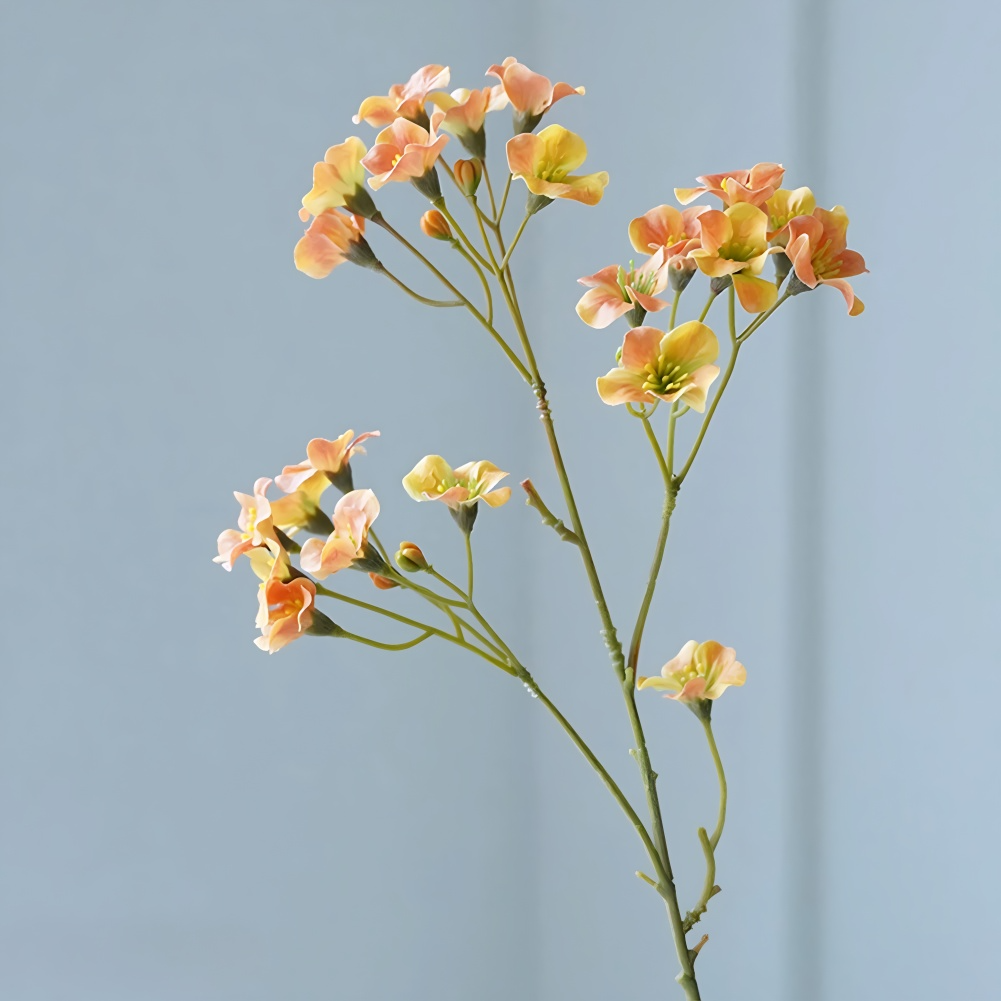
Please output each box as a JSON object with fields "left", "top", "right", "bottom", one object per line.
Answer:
{"left": 499, "top": 272, "right": 700, "bottom": 998}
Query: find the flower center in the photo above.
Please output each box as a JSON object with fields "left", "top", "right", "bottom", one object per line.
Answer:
{"left": 719, "top": 240, "right": 757, "bottom": 263}
{"left": 641, "top": 360, "right": 689, "bottom": 397}
{"left": 811, "top": 237, "right": 840, "bottom": 277}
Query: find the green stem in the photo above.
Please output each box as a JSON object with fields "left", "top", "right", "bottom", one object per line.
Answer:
{"left": 341, "top": 629, "right": 432, "bottom": 651}
{"left": 378, "top": 265, "right": 462, "bottom": 307}
{"left": 669, "top": 289, "right": 680, "bottom": 329}
{"left": 314, "top": 583, "right": 515, "bottom": 675}
{"left": 495, "top": 173, "right": 512, "bottom": 228}
{"left": 498, "top": 267, "right": 700, "bottom": 999}
{"left": 374, "top": 215, "right": 532, "bottom": 384}
{"left": 697, "top": 290, "right": 716, "bottom": 323}
{"left": 453, "top": 242, "right": 494, "bottom": 325}
{"left": 702, "top": 717, "right": 727, "bottom": 850}
{"left": 737, "top": 288, "right": 792, "bottom": 344}
{"left": 432, "top": 197, "right": 494, "bottom": 271}
{"left": 482, "top": 162, "right": 498, "bottom": 218}
{"left": 497, "top": 210, "right": 531, "bottom": 271}
{"left": 465, "top": 533, "right": 474, "bottom": 602}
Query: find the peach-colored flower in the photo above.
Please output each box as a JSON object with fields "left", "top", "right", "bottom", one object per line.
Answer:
{"left": 628, "top": 204, "right": 709, "bottom": 255}
{"left": 429, "top": 86, "right": 507, "bottom": 157}
{"left": 403, "top": 456, "right": 511, "bottom": 510}
{"left": 486, "top": 56, "right": 584, "bottom": 132}
{"left": 362, "top": 119, "right": 449, "bottom": 197}
{"left": 276, "top": 430, "right": 379, "bottom": 496}
{"left": 452, "top": 157, "right": 482, "bottom": 196}
{"left": 576, "top": 250, "right": 670, "bottom": 328}
{"left": 214, "top": 477, "right": 279, "bottom": 570}
{"left": 676, "top": 163, "right": 785, "bottom": 209}
{"left": 506, "top": 125, "right": 608, "bottom": 207}
{"left": 294, "top": 210, "right": 376, "bottom": 278}
{"left": 299, "top": 137, "right": 376, "bottom": 222}
{"left": 369, "top": 572, "right": 399, "bottom": 590}
{"left": 299, "top": 489, "right": 380, "bottom": 580}
{"left": 785, "top": 206, "right": 867, "bottom": 315}
{"left": 765, "top": 187, "right": 816, "bottom": 244}
{"left": 596, "top": 323, "right": 720, "bottom": 411}
{"left": 254, "top": 575, "right": 317, "bottom": 653}
{"left": 689, "top": 204, "right": 779, "bottom": 313}
{"left": 353, "top": 64, "right": 450, "bottom": 128}
{"left": 637, "top": 640, "right": 746, "bottom": 704}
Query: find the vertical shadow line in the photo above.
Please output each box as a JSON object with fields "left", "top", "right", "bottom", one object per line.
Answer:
{"left": 787, "top": 1, "right": 830, "bottom": 999}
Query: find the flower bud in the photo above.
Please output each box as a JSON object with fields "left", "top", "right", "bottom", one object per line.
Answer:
{"left": 420, "top": 209, "right": 453, "bottom": 242}
{"left": 395, "top": 541, "right": 428, "bottom": 572}
{"left": 453, "top": 158, "right": 482, "bottom": 196}
{"left": 369, "top": 572, "right": 400, "bottom": 590}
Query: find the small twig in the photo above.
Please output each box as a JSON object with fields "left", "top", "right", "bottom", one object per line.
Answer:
{"left": 521, "top": 478, "right": 580, "bottom": 545}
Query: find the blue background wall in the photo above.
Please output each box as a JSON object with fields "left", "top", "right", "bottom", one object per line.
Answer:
{"left": 2, "top": 1, "right": 997, "bottom": 998}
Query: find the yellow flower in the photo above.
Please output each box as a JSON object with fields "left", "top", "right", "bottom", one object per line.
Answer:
{"left": 689, "top": 203, "right": 778, "bottom": 313}
{"left": 638, "top": 640, "right": 746, "bottom": 705}
{"left": 506, "top": 125, "right": 608, "bottom": 207}
{"left": 403, "top": 456, "right": 510, "bottom": 533}
{"left": 596, "top": 323, "right": 720, "bottom": 412}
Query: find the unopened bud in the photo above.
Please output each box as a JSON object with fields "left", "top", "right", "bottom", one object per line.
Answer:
{"left": 395, "top": 541, "right": 428, "bottom": 573}
{"left": 369, "top": 572, "right": 400, "bottom": 590}
{"left": 453, "top": 158, "right": 482, "bottom": 196}
{"left": 710, "top": 274, "right": 732, "bottom": 296}
{"left": 420, "top": 209, "right": 453, "bottom": 241}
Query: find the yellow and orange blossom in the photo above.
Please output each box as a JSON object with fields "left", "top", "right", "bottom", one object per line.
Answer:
{"left": 689, "top": 204, "right": 779, "bottom": 313}
{"left": 676, "top": 163, "right": 785, "bottom": 209}
{"left": 487, "top": 56, "right": 584, "bottom": 133}
{"left": 362, "top": 119, "right": 449, "bottom": 197}
{"left": 576, "top": 251, "right": 670, "bottom": 329}
{"left": 299, "top": 489, "right": 380, "bottom": 580}
{"left": 254, "top": 575, "right": 317, "bottom": 653}
{"left": 765, "top": 187, "right": 816, "bottom": 244}
{"left": 596, "top": 323, "right": 720, "bottom": 411}
{"left": 300, "top": 137, "right": 376, "bottom": 222}
{"left": 637, "top": 640, "right": 746, "bottom": 704}
{"left": 294, "top": 211, "right": 375, "bottom": 279}
{"left": 785, "top": 206, "right": 867, "bottom": 315}
{"left": 276, "top": 430, "right": 379, "bottom": 495}
{"left": 353, "top": 64, "right": 450, "bottom": 128}
{"left": 506, "top": 125, "right": 608, "bottom": 207}
{"left": 214, "top": 477, "right": 278, "bottom": 570}
{"left": 403, "top": 456, "right": 511, "bottom": 510}
{"left": 429, "top": 86, "right": 507, "bottom": 157}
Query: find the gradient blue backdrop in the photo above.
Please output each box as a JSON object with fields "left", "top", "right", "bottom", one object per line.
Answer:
{"left": 2, "top": 1, "right": 998, "bottom": 998}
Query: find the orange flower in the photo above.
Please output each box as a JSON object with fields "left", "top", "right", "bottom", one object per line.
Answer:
{"left": 254, "top": 575, "right": 317, "bottom": 653}
{"left": 637, "top": 640, "right": 746, "bottom": 704}
{"left": 429, "top": 85, "right": 507, "bottom": 158}
{"left": 294, "top": 211, "right": 377, "bottom": 278}
{"left": 276, "top": 430, "right": 379, "bottom": 495}
{"left": 689, "top": 204, "right": 779, "bottom": 313}
{"left": 361, "top": 119, "right": 449, "bottom": 200}
{"left": 353, "top": 64, "right": 450, "bottom": 128}
{"left": 403, "top": 456, "right": 511, "bottom": 510}
{"left": 785, "top": 206, "right": 867, "bottom": 315}
{"left": 506, "top": 125, "right": 608, "bottom": 208}
{"left": 420, "top": 209, "right": 453, "bottom": 241}
{"left": 487, "top": 56, "right": 584, "bottom": 133}
{"left": 214, "top": 477, "right": 278, "bottom": 570}
{"left": 628, "top": 204, "right": 709, "bottom": 255}
{"left": 299, "top": 489, "right": 380, "bottom": 580}
{"left": 300, "top": 137, "right": 377, "bottom": 222}
{"left": 576, "top": 250, "right": 670, "bottom": 329}
{"left": 597, "top": 323, "right": 720, "bottom": 411}
{"left": 676, "top": 163, "right": 785, "bottom": 209}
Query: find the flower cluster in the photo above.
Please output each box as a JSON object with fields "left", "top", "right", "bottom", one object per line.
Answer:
{"left": 214, "top": 427, "right": 511, "bottom": 651}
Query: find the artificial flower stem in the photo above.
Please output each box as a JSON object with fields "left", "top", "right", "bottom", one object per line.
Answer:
{"left": 314, "top": 584, "right": 515, "bottom": 675}
{"left": 495, "top": 172, "right": 512, "bottom": 228}
{"left": 431, "top": 198, "right": 494, "bottom": 271}
{"left": 669, "top": 290, "right": 681, "bottom": 330}
{"left": 341, "top": 629, "right": 433, "bottom": 651}
{"left": 737, "top": 288, "right": 792, "bottom": 344}
{"left": 498, "top": 268, "right": 701, "bottom": 999}
{"left": 497, "top": 210, "right": 531, "bottom": 271}
{"left": 481, "top": 161, "right": 499, "bottom": 218}
{"left": 378, "top": 265, "right": 463, "bottom": 307}
{"left": 675, "top": 292, "right": 742, "bottom": 487}
{"left": 465, "top": 532, "right": 475, "bottom": 602}
{"left": 452, "top": 242, "right": 494, "bottom": 325}
{"left": 374, "top": 216, "right": 533, "bottom": 384}
{"left": 702, "top": 716, "right": 728, "bottom": 851}
{"left": 683, "top": 828, "right": 718, "bottom": 933}
{"left": 521, "top": 479, "right": 580, "bottom": 545}
{"left": 697, "top": 291, "right": 716, "bottom": 323}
